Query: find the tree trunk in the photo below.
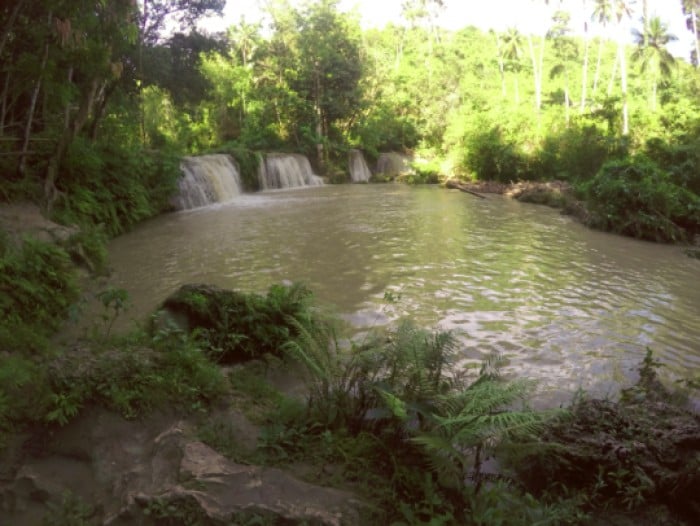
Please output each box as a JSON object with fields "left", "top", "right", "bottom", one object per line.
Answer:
{"left": 18, "top": 12, "right": 51, "bottom": 177}
{"left": 44, "top": 78, "right": 100, "bottom": 211}
{"left": 89, "top": 80, "right": 117, "bottom": 141}
{"left": 580, "top": 32, "right": 590, "bottom": 112}
{"left": 0, "top": 0, "right": 26, "bottom": 59}
{"left": 313, "top": 61, "right": 323, "bottom": 172}
{"left": 565, "top": 71, "right": 570, "bottom": 126}
{"left": 527, "top": 35, "right": 544, "bottom": 111}
{"left": 592, "top": 38, "right": 603, "bottom": 97}
{"left": 499, "top": 59, "right": 506, "bottom": 98}
{"left": 608, "top": 46, "right": 619, "bottom": 97}
{"left": 693, "top": 9, "right": 700, "bottom": 68}
{"left": 0, "top": 71, "right": 9, "bottom": 137}
{"left": 620, "top": 44, "right": 629, "bottom": 135}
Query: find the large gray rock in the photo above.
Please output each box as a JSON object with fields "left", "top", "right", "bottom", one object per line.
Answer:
{"left": 0, "top": 410, "right": 364, "bottom": 525}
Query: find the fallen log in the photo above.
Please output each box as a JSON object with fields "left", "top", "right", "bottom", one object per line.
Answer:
{"left": 445, "top": 180, "right": 487, "bottom": 199}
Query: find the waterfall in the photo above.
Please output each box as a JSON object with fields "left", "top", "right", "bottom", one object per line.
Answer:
{"left": 376, "top": 152, "right": 412, "bottom": 179}
{"left": 173, "top": 154, "right": 243, "bottom": 210}
{"left": 258, "top": 153, "right": 324, "bottom": 190}
{"left": 348, "top": 149, "right": 371, "bottom": 183}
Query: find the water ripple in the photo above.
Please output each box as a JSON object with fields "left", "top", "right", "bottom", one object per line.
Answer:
{"left": 105, "top": 185, "right": 700, "bottom": 405}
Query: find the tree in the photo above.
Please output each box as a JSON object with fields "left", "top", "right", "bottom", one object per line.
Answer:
{"left": 294, "top": 0, "right": 362, "bottom": 169}
{"left": 138, "top": 0, "right": 225, "bottom": 45}
{"left": 501, "top": 28, "right": 525, "bottom": 105}
{"left": 526, "top": 0, "right": 563, "bottom": 112}
{"left": 39, "top": 1, "right": 140, "bottom": 208}
{"left": 612, "top": 0, "right": 633, "bottom": 135}
{"left": 580, "top": 0, "right": 591, "bottom": 112}
{"left": 681, "top": 0, "right": 700, "bottom": 67}
{"left": 591, "top": 0, "right": 614, "bottom": 98}
{"left": 632, "top": 16, "right": 677, "bottom": 111}
{"left": 549, "top": 11, "right": 579, "bottom": 125}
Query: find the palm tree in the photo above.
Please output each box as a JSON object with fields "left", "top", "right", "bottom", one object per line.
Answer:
{"left": 596, "top": 0, "right": 633, "bottom": 134}
{"left": 632, "top": 16, "right": 677, "bottom": 111}
{"left": 228, "top": 17, "right": 261, "bottom": 120}
{"left": 682, "top": 0, "right": 700, "bottom": 67}
{"left": 527, "top": 0, "right": 563, "bottom": 112}
{"left": 492, "top": 30, "right": 508, "bottom": 99}
{"left": 501, "top": 27, "right": 524, "bottom": 105}
{"left": 613, "top": 0, "right": 633, "bottom": 135}
{"left": 591, "top": 0, "right": 613, "bottom": 98}
{"left": 580, "top": 0, "right": 591, "bottom": 112}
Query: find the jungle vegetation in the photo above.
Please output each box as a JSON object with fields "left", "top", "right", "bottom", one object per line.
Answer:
{"left": 0, "top": 0, "right": 698, "bottom": 240}
{"left": 1, "top": 2, "right": 700, "bottom": 523}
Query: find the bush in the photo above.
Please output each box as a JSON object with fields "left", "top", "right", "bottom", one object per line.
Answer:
{"left": 0, "top": 237, "right": 79, "bottom": 349}
{"left": 53, "top": 138, "right": 180, "bottom": 237}
{"left": 46, "top": 332, "right": 226, "bottom": 423}
{"left": 644, "top": 137, "right": 700, "bottom": 196}
{"left": 536, "top": 124, "right": 624, "bottom": 182}
{"left": 465, "top": 126, "right": 531, "bottom": 182}
{"left": 217, "top": 143, "right": 261, "bottom": 191}
{"left": 157, "top": 282, "right": 317, "bottom": 363}
{"left": 582, "top": 157, "right": 700, "bottom": 242}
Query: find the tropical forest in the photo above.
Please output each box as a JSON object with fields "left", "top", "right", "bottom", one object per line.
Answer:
{"left": 1, "top": 0, "right": 700, "bottom": 524}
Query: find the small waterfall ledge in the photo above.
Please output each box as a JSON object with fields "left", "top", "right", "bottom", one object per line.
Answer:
{"left": 173, "top": 154, "right": 243, "bottom": 210}
{"left": 348, "top": 149, "right": 371, "bottom": 183}
{"left": 258, "top": 153, "right": 324, "bottom": 190}
{"left": 375, "top": 152, "right": 412, "bottom": 179}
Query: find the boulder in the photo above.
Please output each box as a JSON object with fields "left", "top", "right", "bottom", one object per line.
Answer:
{"left": 0, "top": 409, "right": 364, "bottom": 525}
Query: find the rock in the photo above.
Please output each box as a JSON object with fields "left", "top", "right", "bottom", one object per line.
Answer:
{"left": 0, "top": 202, "right": 78, "bottom": 248}
{"left": 375, "top": 153, "right": 412, "bottom": 179}
{"left": 0, "top": 409, "right": 364, "bottom": 525}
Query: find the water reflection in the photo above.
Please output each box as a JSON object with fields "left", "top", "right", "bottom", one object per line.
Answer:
{"left": 104, "top": 185, "right": 700, "bottom": 405}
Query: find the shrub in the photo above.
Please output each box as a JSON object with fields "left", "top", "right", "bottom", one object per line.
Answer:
{"left": 53, "top": 138, "right": 180, "bottom": 237}
{"left": 583, "top": 157, "right": 700, "bottom": 242}
{"left": 536, "top": 124, "right": 624, "bottom": 182}
{"left": 0, "top": 237, "right": 79, "bottom": 348}
{"left": 158, "top": 282, "right": 317, "bottom": 363}
{"left": 47, "top": 333, "right": 226, "bottom": 422}
{"left": 465, "top": 126, "right": 531, "bottom": 182}
{"left": 644, "top": 137, "right": 700, "bottom": 196}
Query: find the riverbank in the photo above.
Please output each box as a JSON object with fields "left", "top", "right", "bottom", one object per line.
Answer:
{"left": 445, "top": 177, "right": 700, "bottom": 249}
{"left": 1, "top": 281, "right": 699, "bottom": 525}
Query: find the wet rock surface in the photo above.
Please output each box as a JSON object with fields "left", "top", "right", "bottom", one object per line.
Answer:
{"left": 0, "top": 409, "right": 363, "bottom": 525}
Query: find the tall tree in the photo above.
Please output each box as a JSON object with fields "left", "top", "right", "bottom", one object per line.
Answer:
{"left": 682, "top": 0, "right": 700, "bottom": 67}
{"left": 580, "top": 0, "right": 591, "bottom": 112}
{"left": 294, "top": 0, "right": 362, "bottom": 169}
{"left": 591, "top": 0, "right": 613, "bottom": 98}
{"left": 549, "top": 11, "right": 579, "bottom": 125}
{"left": 612, "top": 0, "right": 633, "bottom": 135}
{"left": 526, "top": 0, "right": 562, "bottom": 112}
{"left": 501, "top": 28, "right": 524, "bottom": 105}
{"left": 44, "top": 0, "right": 140, "bottom": 208}
{"left": 632, "top": 15, "right": 677, "bottom": 111}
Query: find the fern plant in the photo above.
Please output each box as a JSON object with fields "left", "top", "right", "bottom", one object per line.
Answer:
{"left": 412, "top": 356, "right": 548, "bottom": 493}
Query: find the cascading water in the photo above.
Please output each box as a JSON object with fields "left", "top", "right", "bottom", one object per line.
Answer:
{"left": 376, "top": 152, "right": 412, "bottom": 178}
{"left": 348, "top": 149, "right": 372, "bottom": 183}
{"left": 173, "top": 154, "right": 243, "bottom": 210}
{"left": 258, "top": 153, "right": 324, "bottom": 190}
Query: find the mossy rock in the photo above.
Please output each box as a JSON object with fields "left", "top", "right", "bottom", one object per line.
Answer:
{"left": 155, "top": 283, "right": 315, "bottom": 364}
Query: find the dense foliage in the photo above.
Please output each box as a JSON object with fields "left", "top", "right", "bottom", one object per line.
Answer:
{"left": 2, "top": 0, "right": 700, "bottom": 239}
{"left": 158, "top": 282, "right": 317, "bottom": 363}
